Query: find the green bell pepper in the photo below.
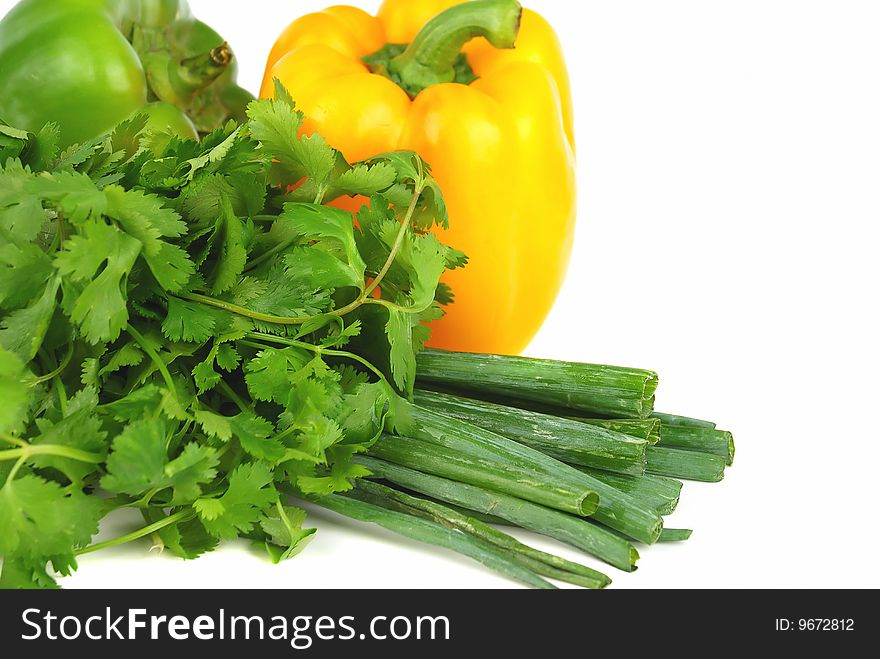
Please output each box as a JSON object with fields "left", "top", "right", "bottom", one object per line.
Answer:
{"left": 0, "top": 0, "right": 253, "bottom": 147}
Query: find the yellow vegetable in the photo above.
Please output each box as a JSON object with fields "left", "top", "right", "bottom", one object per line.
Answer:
{"left": 263, "top": 0, "right": 576, "bottom": 355}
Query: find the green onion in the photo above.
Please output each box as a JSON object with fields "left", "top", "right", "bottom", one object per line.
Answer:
{"left": 413, "top": 389, "right": 648, "bottom": 475}
{"left": 369, "top": 433, "right": 599, "bottom": 517}
{"left": 416, "top": 349, "right": 659, "bottom": 419}
{"left": 575, "top": 469, "right": 683, "bottom": 516}
{"left": 350, "top": 480, "right": 611, "bottom": 589}
{"left": 659, "top": 425, "right": 735, "bottom": 466}
{"left": 646, "top": 446, "right": 726, "bottom": 483}
{"left": 654, "top": 413, "right": 717, "bottom": 429}
{"left": 580, "top": 418, "right": 661, "bottom": 444}
{"left": 377, "top": 410, "right": 665, "bottom": 544}
{"left": 659, "top": 528, "right": 693, "bottom": 542}
{"left": 304, "top": 491, "right": 555, "bottom": 589}
{"left": 356, "top": 456, "right": 639, "bottom": 572}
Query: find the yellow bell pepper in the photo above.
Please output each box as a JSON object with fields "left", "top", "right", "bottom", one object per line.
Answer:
{"left": 262, "top": 0, "right": 576, "bottom": 355}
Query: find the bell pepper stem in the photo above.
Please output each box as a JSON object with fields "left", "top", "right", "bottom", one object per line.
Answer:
{"left": 175, "top": 42, "right": 233, "bottom": 93}
{"left": 389, "top": 0, "right": 523, "bottom": 97}
{"left": 145, "top": 42, "right": 233, "bottom": 107}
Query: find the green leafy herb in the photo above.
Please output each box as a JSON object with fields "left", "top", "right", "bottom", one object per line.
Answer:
{"left": 0, "top": 83, "right": 456, "bottom": 588}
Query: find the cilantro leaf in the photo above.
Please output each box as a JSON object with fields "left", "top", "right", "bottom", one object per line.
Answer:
{"left": 182, "top": 126, "right": 243, "bottom": 182}
{"left": 22, "top": 122, "right": 61, "bottom": 172}
{"left": 0, "top": 556, "right": 60, "bottom": 590}
{"left": 297, "top": 460, "right": 372, "bottom": 496}
{"left": 0, "top": 276, "right": 59, "bottom": 362}
{"left": 195, "top": 462, "right": 278, "bottom": 539}
{"left": 229, "top": 413, "right": 285, "bottom": 463}
{"left": 0, "top": 122, "right": 30, "bottom": 162}
{"left": 284, "top": 246, "right": 364, "bottom": 292}
{"left": 215, "top": 344, "right": 241, "bottom": 371}
{"left": 102, "top": 420, "right": 219, "bottom": 504}
{"left": 366, "top": 152, "right": 448, "bottom": 230}
{"left": 189, "top": 339, "right": 241, "bottom": 395}
{"left": 246, "top": 83, "right": 336, "bottom": 190}
{"left": 376, "top": 226, "right": 448, "bottom": 310}
{"left": 99, "top": 342, "right": 144, "bottom": 378}
{"left": 30, "top": 407, "right": 107, "bottom": 484}
{"left": 104, "top": 186, "right": 187, "bottom": 248}
{"left": 0, "top": 242, "right": 54, "bottom": 311}
{"left": 208, "top": 195, "right": 248, "bottom": 295}
{"left": 192, "top": 351, "right": 222, "bottom": 394}
{"left": 241, "top": 265, "right": 332, "bottom": 330}
{"left": 162, "top": 444, "right": 221, "bottom": 504}
{"left": 194, "top": 410, "right": 232, "bottom": 441}
{"left": 337, "top": 381, "right": 393, "bottom": 444}
{"left": 245, "top": 347, "right": 310, "bottom": 405}
{"left": 162, "top": 297, "right": 222, "bottom": 344}
{"left": 29, "top": 171, "right": 107, "bottom": 225}
{"left": 385, "top": 308, "right": 417, "bottom": 393}
{"left": 0, "top": 475, "right": 103, "bottom": 573}
{"left": 332, "top": 162, "right": 397, "bottom": 197}
{"left": 100, "top": 385, "right": 163, "bottom": 421}
{"left": 55, "top": 221, "right": 141, "bottom": 344}
{"left": 257, "top": 504, "right": 316, "bottom": 564}
{"left": 0, "top": 161, "right": 45, "bottom": 243}
{"left": 0, "top": 347, "right": 33, "bottom": 435}
{"left": 147, "top": 511, "right": 219, "bottom": 560}
{"left": 104, "top": 186, "right": 194, "bottom": 292}
{"left": 294, "top": 416, "right": 344, "bottom": 463}
{"left": 279, "top": 203, "right": 366, "bottom": 282}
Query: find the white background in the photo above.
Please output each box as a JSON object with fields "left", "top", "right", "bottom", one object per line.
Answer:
{"left": 2, "top": 0, "right": 878, "bottom": 589}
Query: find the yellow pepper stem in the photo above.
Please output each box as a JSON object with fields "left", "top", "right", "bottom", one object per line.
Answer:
{"left": 389, "top": 0, "right": 523, "bottom": 97}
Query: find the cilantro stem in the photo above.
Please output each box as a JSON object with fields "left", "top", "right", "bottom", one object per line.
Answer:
{"left": 0, "top": 444, "right": 104, "bottom": 464}
{"left": 177, "top": 293, "right": 313, "bottom": 325}
{"left": 126, "top": 325, "right": 179, "bottom": 400}
{"left": 131, "top": 488, "right": 163, "bottom": 509}
{"left": 364, "top": 297, "right": 435, "bottom": 315}
{"left": 33, "top": 342, "right": 75, "bottom": 385}
{"left": 245, "top": 332, "right": 387, "bottom": 382}
{"left": 275, "top": 499, "right": 296, "bottom": 539}
{"left": 243, "top": 236, "right": 299, "bottom": 273}
{"left": 55, "top": 377, "right": 68, "bottom": 416}
{"left": 57, "top": 214, "right": 66, "bottom": 250}
{"left": 0, "top": 433, "right": 28, "bottom": 448}
{"left": 364, "top": 178, "right": 425, "bottom": 300}
{"left": 7, "top": 456, "right": 27, "bottom": 482}
{"left": 217, "top": 380, "right": 250, "bottom": 413}
{"left": 78, "top": 510, "right": 196, "bottom": 556}
{"left": 48, "top": 221, "right": 63, "bottom": 253}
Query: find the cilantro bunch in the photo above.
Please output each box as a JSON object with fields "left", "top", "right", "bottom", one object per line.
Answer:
{"left": 0, "top": 82, "right": 462, "bottom": 588}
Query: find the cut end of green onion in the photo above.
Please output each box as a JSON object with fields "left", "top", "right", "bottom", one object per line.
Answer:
{"left": 629, "top": 545, "right": 641, "bottom": 569}
{"left": 579, "top": 491, "right": 600, "bottom": 517}
{"left": 648, "top": 518, "right": 664, "bottom": 544}
{"left": 643, "top": 374, "right": 660, "bottom": 400}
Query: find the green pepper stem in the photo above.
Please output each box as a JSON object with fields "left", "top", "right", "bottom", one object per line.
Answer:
{"left": 145, "top": 42, "right": 233, "bottom": 107}
{"left": 175, "top": 42, "right": 233, "bottom": 94}
{"left": 389, "top": 0, "right": 522, "bottom": 97}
